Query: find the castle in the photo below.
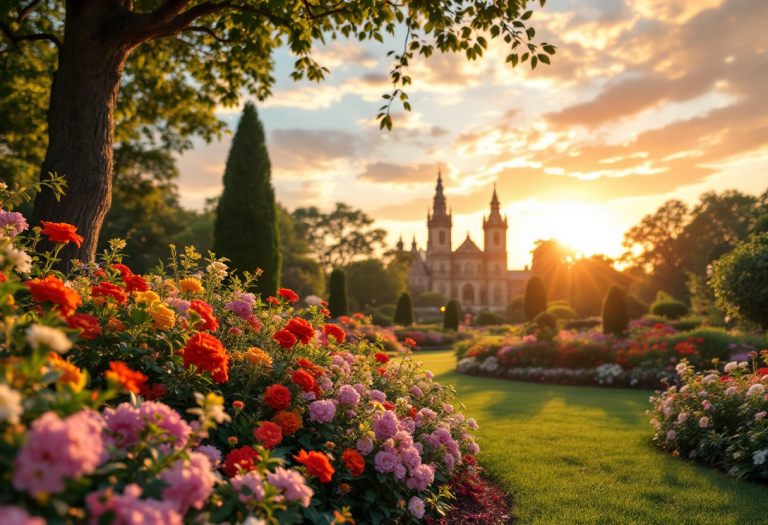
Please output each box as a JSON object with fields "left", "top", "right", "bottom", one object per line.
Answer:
{"left": 397, "top": 171, "right": 531, "bottom": 313}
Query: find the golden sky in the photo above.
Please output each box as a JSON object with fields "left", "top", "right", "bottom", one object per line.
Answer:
{"left": 176, "top": 0, "right": 768, "bottom": 269}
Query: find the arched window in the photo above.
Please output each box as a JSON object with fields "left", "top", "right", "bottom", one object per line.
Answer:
{"left": 494, "top": 232, "right": 500, "bottom": 245}
{"left": 439, "top": 231, "right": 446, "bottom": 245}
{"left": 464, "top": 263, "right": 474, "bottom": 276}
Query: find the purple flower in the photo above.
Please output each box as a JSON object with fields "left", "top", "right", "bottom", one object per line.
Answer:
{"left": 373, "top": 411, "right": 399, "bottom": 440}
{"left": 309, "top": 399, "right": 336, "bottom": 424}
{"left": 369, "top": 389, "right": 386, "bottom": 403}
{"left": 224, "top": 299, "right": 253, "bottom": 320}
{"left": 0, "top": 210, "right": 28, "bottom": 237}
{"left": 338, "top": 385, "right": 361, "bottom": 406}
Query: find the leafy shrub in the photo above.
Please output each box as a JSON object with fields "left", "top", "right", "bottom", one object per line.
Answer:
{"left": 602, "top": 285, "right": 629, "bottom": 336}
{"left": 377, "top": 303, "right": 397, "bottom": 317}
{"left": 505, "top": 295, "right": 525, "bottom": 323}
{"left": 415, "top": 291, "right": 447, "bottom": 308}
{"left": 626, "top": 294, "right": 649, "bottom": 319}
{"left": 548, "top": 305, "right": 576, "bottom": 320}
{"left": 650, "top": 299, "right": 690, "bottom": 319}
{"left": 661, "top": 328, "right": 765, "bottom": 362}
{"left": 327, "top": 268, "right": 348, "bottom": 318}
{"left": 547, "top": 300, "right": 570, "bottom": 308}
{"left": 670, "top": 316, "right": 703, "bottom": 332}
{"left": 563, "top": 319, "right": 601, "bottom": 331}
{"left": 444, "top": 300, "right": 460, "bottom": 331}
{"left": 394, "top": 292, "right": 414, "bottom": 326}
{"left": 371, "top": 310, "right": 393, "bottom": 327}
{"left": 524, "top": 276, "right": 547, "bottom": 322}
{"left": 534, "top": 311, "right": 557, "bottom": 330}
{"left": 475, "top": 310, "right": 505, "bottom": 326}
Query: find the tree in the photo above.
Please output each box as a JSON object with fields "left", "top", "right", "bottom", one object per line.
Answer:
{"left": 1, "top": 1, "right": 553, "bottom": 265}
{"left": 213, "top": 103, "right": 280, "bottom": 294}
{"left": 711, "top": 234, "right": 768, "bottom": 329}
{"left": 277, "top": 204, "right": 325, "bottom": 299}
{"left": 602, "top": 285, "right": 628, "bottom": 336}
{"left": 444, "top": 300, "right": 460, "bottom": 331}
{"left": 327, "top": 269, "right": 349, "bottom": 319}
{"left": 523, "top": 276, "right": 547, "bottom": 322}
{"left": 346, "top": 258, "right": 408, "bottom": 311}
{"left": 292, "top": 203, "right": 388, "bottom": 272}
{"left": 394, "top": 292, "right": 414, "bottom": 326}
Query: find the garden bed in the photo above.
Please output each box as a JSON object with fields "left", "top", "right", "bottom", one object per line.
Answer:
{"left": 443, "top": 475, "right": 513, "bottom": 525}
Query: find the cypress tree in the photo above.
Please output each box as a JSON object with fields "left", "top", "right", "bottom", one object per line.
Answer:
{"left": 443, "top": 300, "right": 460, "bottom": 330}
{"left": 213, "top": 102, "right": 280, "bottom": 295}
{"left": 602, "top": 285, "right": 629, "bottom": 336}
{"left": 327, "top": 268, "right": 348, "bottom": 318}
{"left": 394, "top": 292, "right": 414, "bottom": 326}
{"left": 523, "top": 276, "right": 547, "bottom": 322}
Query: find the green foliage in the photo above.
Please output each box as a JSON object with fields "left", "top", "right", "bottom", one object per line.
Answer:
{"left": 394, "top": 292, "right": 414, "bottom": 326}
{"left": 377, "top": 304, "right": 397, "bottom": 317}
{"left": 475, "top": 310, "right": 506, "bottom": 327}
{"left": 415, "top": 291, "right": 447, "bottom": 308}
{"left": 669, "top": 317, "right": 703, "bottom": 332}
{"left": 650, "top": 299, "right": 690, "bottom": 319}
{"left": 626, "top": 294, "right": 649, "bottom": 320}
{"left": 534, "top": 311, "right": 557, "bottom": 330}
{"left": 371, "top": 310, "right": 394, "bottom": 327}
{"left": 444, "top": 300, "right": 460, "bottom": 331}
{"left": 548, "top": 305, "right": 576, "bottom": 320}
{"left": 506, "top": 294, "right": 525, "bottom": 323}
{"left": 602, "top": 285, "right": 629, "bottom": 336}
{"left": 327, "top": 269, "right": 348, "bottom": 318}
{"left": 212, "top": 103, "right": 280, "bottom": 294}
{"left": 346, "top": 256, "right": 409, "bottom": 310}
{"left": 524, "top": 276, "right": 547, "bottom": 321}
{"left": 563, "top": 319, "right": 601, "bottom": 331}
{"left": 752, "top": 213, "right": 768, "bottom": 236}
{"left": 711, "top": 233, "right": 768, "bottom": 329}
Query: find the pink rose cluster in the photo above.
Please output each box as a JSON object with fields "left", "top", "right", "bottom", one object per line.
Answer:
{"left": 309, "top": 399, "right": 337, "bottom": 423}
{"left": 266, "top": 467, "right": 314, "bottom": 507}
{"left": 337, "top": 384, "right": 361, "bottom": 406}
{"left": 87, "top": 483, "right": 182, "bottom": 525}
{"left": 104, "top": 401, "right": 192, "bottom": 451}
{"left": 161, "top": 452, "right": 216, "bottom": 513}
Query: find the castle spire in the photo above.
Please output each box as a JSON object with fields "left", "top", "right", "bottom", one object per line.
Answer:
{"left": 411, "top": 233, "right": 418, "bottom": 251}
{"left": 396, "top": 233, "right": 404, "bottom": 251}
{"left": 484, "top": 180, "right": 506, "bottom": 228}
{"left": 431, "top": 168, "right": 449, "bottom": 219}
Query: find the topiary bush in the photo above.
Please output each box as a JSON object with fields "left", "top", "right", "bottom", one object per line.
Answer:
{"left": 327, "top": 268, "right": 348, "bottom": 318}
{"left": 602, "top": 285, "right": 629, "bottom": 336}
{"left": 563, "top": 319, "right": 601, "bottom": 331}
{"left": 650, "top": 299, "right": 690, "bottom": 319}
{"left": 534, "top": 311, "right": 557, "bottom": 330}
{"left": 669, "top": 316, "right": 703, "bottom": 332}
{"left": 524, "top": 276, "right": 547, "bottom": 322}
{"left": 548, "top": 305, "right": 576, "bottom": 320}
{"left": 475, "top": 310, "right": 505, "bottom": 326}
{"left": 443, "top": 300, "right": 460, "bottom": 331}
{"left": 393, "top": 292, "right": 414, "bottom": 326}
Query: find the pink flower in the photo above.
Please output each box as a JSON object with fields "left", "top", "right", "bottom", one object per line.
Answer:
{"left": 469, "top": 442, "right": 480, "bottom": 454}
{"left": 394, "top": 463, "right": 407, "bottom": 481}
{"left": 104, "top": 402, "right": 192, "bottom": 451}
{"left": 14, "top": 410, "right": 105, "bottom": 496}
{"left": 266, "top": 467, "right": 313, "bottom": 507}
{"left": 224, "top": 299, "right": 252, "bottom": 320}
{"left": 0, "top": 506, "right": 46, "bottom": 525}
{"left": 232, "top": 471, "right": 265, "bottom": 504}
{"left": 338, "top": 385, "right": 361, "bottom": 406}
{"left": 195, "top": 445, "right": 222, "bottom": 467}
{"left": 406, "top": 464, "right": 435, "bottom": 491}
{"left": 410, "top": 385, "right": 424, "bottom": 397}
{"left": 309, "top": 399, "right": 336, "bottom": 424}
{"left": 369, "top": 389, "right": 386, "bottom": 403}
{"left": 86, "top": 484, "right": 182, "bottom": 525}
{"left": 373, "top": 411, "right": 399, "bottom": 440}
{"left": 161, "top": 452, "right": 215, "bottom": 513}
{"left": 408, "top": 496, "right": 425, "bottom": 519}
{"left": 356, "top": 436, "right": 374, "bottom": 456}
{"left": 399, "top": 447, "right": 422, "bottom": 470}
{"left": 444, "top": 454, "right": 456, "bottom": 471}
{"left": 374, "top": 451, "right": 400, "bottom": 473}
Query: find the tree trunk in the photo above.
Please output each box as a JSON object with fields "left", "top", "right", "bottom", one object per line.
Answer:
{"left": 30, "top": 2, "right": 134, "bottom": 267}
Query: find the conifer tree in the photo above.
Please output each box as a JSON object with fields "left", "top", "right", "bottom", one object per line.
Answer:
{"left": 602, "top": 285, "right": 629, "bottom": 336}
{"left": 523, "top": 276, "right": 547, "bottom": 321}
{"left": 394, "top": 292, "right": 414, "bottom": 326}
{"left": 328, "top": 268, "right": 349, "bottom": 318}
{"left": 213, "top": 102, "right": 280, "bottom": 295}
{"left": 444, "top": 300, "right": 460, "bottom": 331}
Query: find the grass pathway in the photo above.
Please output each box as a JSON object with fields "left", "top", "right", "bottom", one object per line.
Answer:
{"left": 420, "top": 350, "right": 768, "bottom": 525}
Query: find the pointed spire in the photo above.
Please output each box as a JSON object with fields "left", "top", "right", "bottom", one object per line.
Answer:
{"left": 430, "top": 167, "right": 449, "bottom": 219}
{"left": 411, "top": 233, "right": 418, "bottom": 251}
{"left": 491, "top": 182, "right": 499, "bottom": 206}
{"left": 396, "top": 233, "right": 404, "bottom": 251}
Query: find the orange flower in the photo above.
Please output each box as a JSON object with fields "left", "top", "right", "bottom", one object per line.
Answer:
{"left": 264, "top": 384, "right": 291, "bottom": 410}
{"left": 189, "top": 299, "right": 219, "bottom": 332}
{"left": 245, "top": 347, "right": 273, "bottom": 370}
{"left": 297, "top": 358, "right": 325, "bottom": 378}
{"left": 178, "top": 332, "right": 229, "bottom": 383}
{"left": 271, "top": 410, "right": 302, "bottom": 436}
{"left": 107, "top": 317, "right": 126, "bottom": 332}
{"left": 91, "top": 282, "right": 128, "bottom": 305}
{"left": 104, "top": 361, "right": 148, "bottom": 394}
{"left": 49, "top": 353, "right": 87, "bottom": 392}
{"left": 40, "top": 221, "right": 84, "bottom": 247}
{"left": 25, "top": 275, "right": 82, "bottom": 316}
{"left": 66, "top": 313, "right": 102, "bottom": 339}
{"left": 179, "top": 277, "right": 203, "bottom": 293}
{"left": 323, "top": 323, "right": 346, "bottom": 343}
{"left": 294, "top": 450, "right": 335, "bottom": 483}
{"left": 291, "top": 369, "right": 316, "bottom": 392}
{"left": 285, "top": 318, "right": 315, "bottom": 344}
{"left": 342, "top": 448, "right": 365, "bottom": 477}
{"left": 253, "top": 421, "right": 284, "bottom": 448}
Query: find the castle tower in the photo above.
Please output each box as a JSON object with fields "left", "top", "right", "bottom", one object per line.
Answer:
{"left": 483, "top": 184, "right": 508, "bottom": 306}
{"left": 427, "top": 169, "right": 453, "bottom": 296}
{"left": 396, "top": 234, "right": 404, "bottom": 252}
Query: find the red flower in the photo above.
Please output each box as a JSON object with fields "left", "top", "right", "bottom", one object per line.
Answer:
{"left": 404, "top": 338, "right": 417, "bottom": 346}
{"left": 374, "top": 352, "right": 390, "bottom": 364}
{"left": 140, "top": 383, "right": 168, "bottom": 400}
{"left": 189, "top": 299, "right": 219, "bottom": 332}
{"left": 720, "top": 375, "right": 731, "bottom": 382}
{"left": 353, "top": 313, "right": 365, "bottom": 319}
{"left": 91, "top": 282, "right": 128, "bottom": 305}
{"left": 267, "top": 296, "right": 279, "bottom": 307}
{"left": 323, "top": 323, "right": 346, "bottom": 343}
{"left": 273, "top": 329, "right": 298, "bottom": 349}
{"left": 40, "top": 221, "right": 84, "bottom": 247}
{"left": 104, "top": 361, "right": 148, "bottom": 394}
{"left": 339, "top": 316, "right": 351, "bottom": 324}
{"left": 0, "top": 271, "right": 7, "bottom": 283}
{"left": 291, "top": 369, "right": 316, "bottom": 392}
{"left": 321, "top": 308, "right": 331, "bottom": 318}
{"left": 293, "top": 450, "right": 335, "bottom": 483}
{"left": 696, "top": 337, "right": 705, "bottom": 344}
{"left": 342, "top": 448, "right": 365, "bottom": 477}
{"left": 382, "top": 401, "right": 396, "bottom": 411}
{"left": 122, "top": 274, "right": 149, "bottom": 293}
{"left": 377, "top": 367, "right": 387, "bottom": 375}
{"left": 253, "top": 421, "right": 284, "bottom": 448}
{"left": 264, "top": 384, "right": 292, "bottom": 410}
{"left": 178, "top": 332, "right": 230, "bottom": 383}
{"left": 285, "top": 318, "right": 315, "bottom": 344}
{"left": 110, "top": 263, "right": 133, "bottom": 277}
{"left": 297, "top": 358, "right": 325, "bottom": 378}
{"left": 233, "top": 400, "right": 245, "bottom": 408}
{"left": 409, "top": 407, "right": 418, "bottom": 418}
{"left": 278, "top": 288, "right": 300, "bottom": 302}
{"left": 66, "top": 313, "right": 102, "bottom": 339}
{"left": 223, "top": 446, "right": 261, "bottom": 477}
{"left": 320, "top": 301, "right": 328, "bottom": 307}
{"left": 758, "top": 368, "right": 768, "bottom": 377}
{"left": 25, "top": 275, "right": 82, "bottom": 316}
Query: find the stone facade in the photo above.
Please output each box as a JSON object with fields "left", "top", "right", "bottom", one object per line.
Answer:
{"left": 397, "top": 172, "right": 531, "bottom": 313}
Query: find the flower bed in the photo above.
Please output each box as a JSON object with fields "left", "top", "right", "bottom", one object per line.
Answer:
{"left": 394, "top": 326, "right": 472, "bottom": 348}
{"left": 455, "top": 324, "right": 767, "bottom": 388}
{"left": 0, "top": 182, "right": 481, "bottom": 524}
{"left": 647, "top": 356, "right": 768, "bottom": 481}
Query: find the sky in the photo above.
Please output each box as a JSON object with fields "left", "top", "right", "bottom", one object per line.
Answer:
{"left": 175, "top": 0, "right": 768, "bottom": 270}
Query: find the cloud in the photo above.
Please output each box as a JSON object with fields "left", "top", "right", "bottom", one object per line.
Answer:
{"left": 356, "top": 161, "right": 446, "bottom": 187}
{"left": 269, "top": 129, "right": 366, "bottom": 173}
{"left": 313, "top": 41, "right": 378, "bottom": 69}
{"left": 262, "top": 84, "right": 344, "bottom": 110}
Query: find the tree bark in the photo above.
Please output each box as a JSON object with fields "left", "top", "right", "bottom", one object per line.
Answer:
{"left": 30, "top": 1, "right": 135, "bottom": 267}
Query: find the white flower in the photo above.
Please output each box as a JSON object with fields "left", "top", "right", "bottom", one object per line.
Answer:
{"left": 650, "top": 418, "right": 661, "bottom": 429}
{"left": 725, "top": 386, "right": 738, "bottom": 395}
{"left": 699, "top": 417, "right": 709, "bottom": 427}
{"left": 747, "top": 384, "right": 765, "bottom": 396}
{"left": 206, "top": 261, "right": 228, "bottom": 279}
{"left": 677, "top": 413, "right": 688, "bottom": 423}
{"left": 0, "top": 245, "right": 32, "bottom": 273}
{"left": 753, "top": 449, "right": 768, "bottom": 465}
{"left": 739, "top": 361, "right": 749, "bottom": 369}
{"left": 755, "top": 411, "right": 767, "bottom": 421}
{"left": 702, "top": 374, "right": 719, "bottom": 384}
{"left": 25, "top": 324, "right": 72, "bottom": 353}
{"left": 242, "top": 517, "right": 267, "bottom": 525}
{"left": 724, "top": 361, "right": 738, "bottom": 373}
{"left": 680, "top": 385, "right": 689, "bottom": 393}
{"left": 0, "top": 384, "right": 23, "bottom": 424}
{"left": 666, "top": 430, "right": 676, "bottom": 441}
{"left": 304, "top": 295, "right": 323, "bottom": 306}
{"left": 675, "top": 363, "right": 688, "bottom": 375}
{"left": 0, "top": 183, "right": 7, "bottom": 190}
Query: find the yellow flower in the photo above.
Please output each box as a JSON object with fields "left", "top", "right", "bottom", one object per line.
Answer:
{"left": 132, "top": 290, "right": 160, "bottom": 308}
{"left": 49, "top": 353, "right": 87, "bottom": 392}
{"left": 245, "top": 347, "right": 273, "bottom": 370}
{"left": 180, "top": 277, "right": 204, "bottom": 294}
{"left": 149, "top": 302, "right": 176, "bottom": 330}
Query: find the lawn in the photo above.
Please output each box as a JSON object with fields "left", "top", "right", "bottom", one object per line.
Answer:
{"left": 419, "top": 350, "right": 768, "bottom": 525}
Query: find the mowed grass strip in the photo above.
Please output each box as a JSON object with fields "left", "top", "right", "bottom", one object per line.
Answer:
{"left": 419, "top": 350, "right": 768, "bottom": 525}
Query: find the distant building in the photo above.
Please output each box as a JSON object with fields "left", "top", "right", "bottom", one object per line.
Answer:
{"left": 397, "top": 171, "right": 531, "bottom": 313}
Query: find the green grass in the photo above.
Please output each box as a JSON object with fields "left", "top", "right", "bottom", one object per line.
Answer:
{"left": 420, "top": 350, "right": 768, "bottom": 525}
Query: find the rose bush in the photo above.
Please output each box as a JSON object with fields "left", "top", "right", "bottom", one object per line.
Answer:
{"left": 0, "top": 181, "right": 480, "bottom": 524}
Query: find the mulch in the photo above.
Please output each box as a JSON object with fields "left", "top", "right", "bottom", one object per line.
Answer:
{"left": 440, "top": 475, "right": 514, "bottom": 525}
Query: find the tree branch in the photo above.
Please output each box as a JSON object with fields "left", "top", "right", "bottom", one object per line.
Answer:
{"left": 184, "top": 25, "right": 231, "bottom": 43}
{"left": 17, "top": 0, "right": 42, "bottom": 24}
{"left": 0, "top": 19, "right": 61, "bottom": 50}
